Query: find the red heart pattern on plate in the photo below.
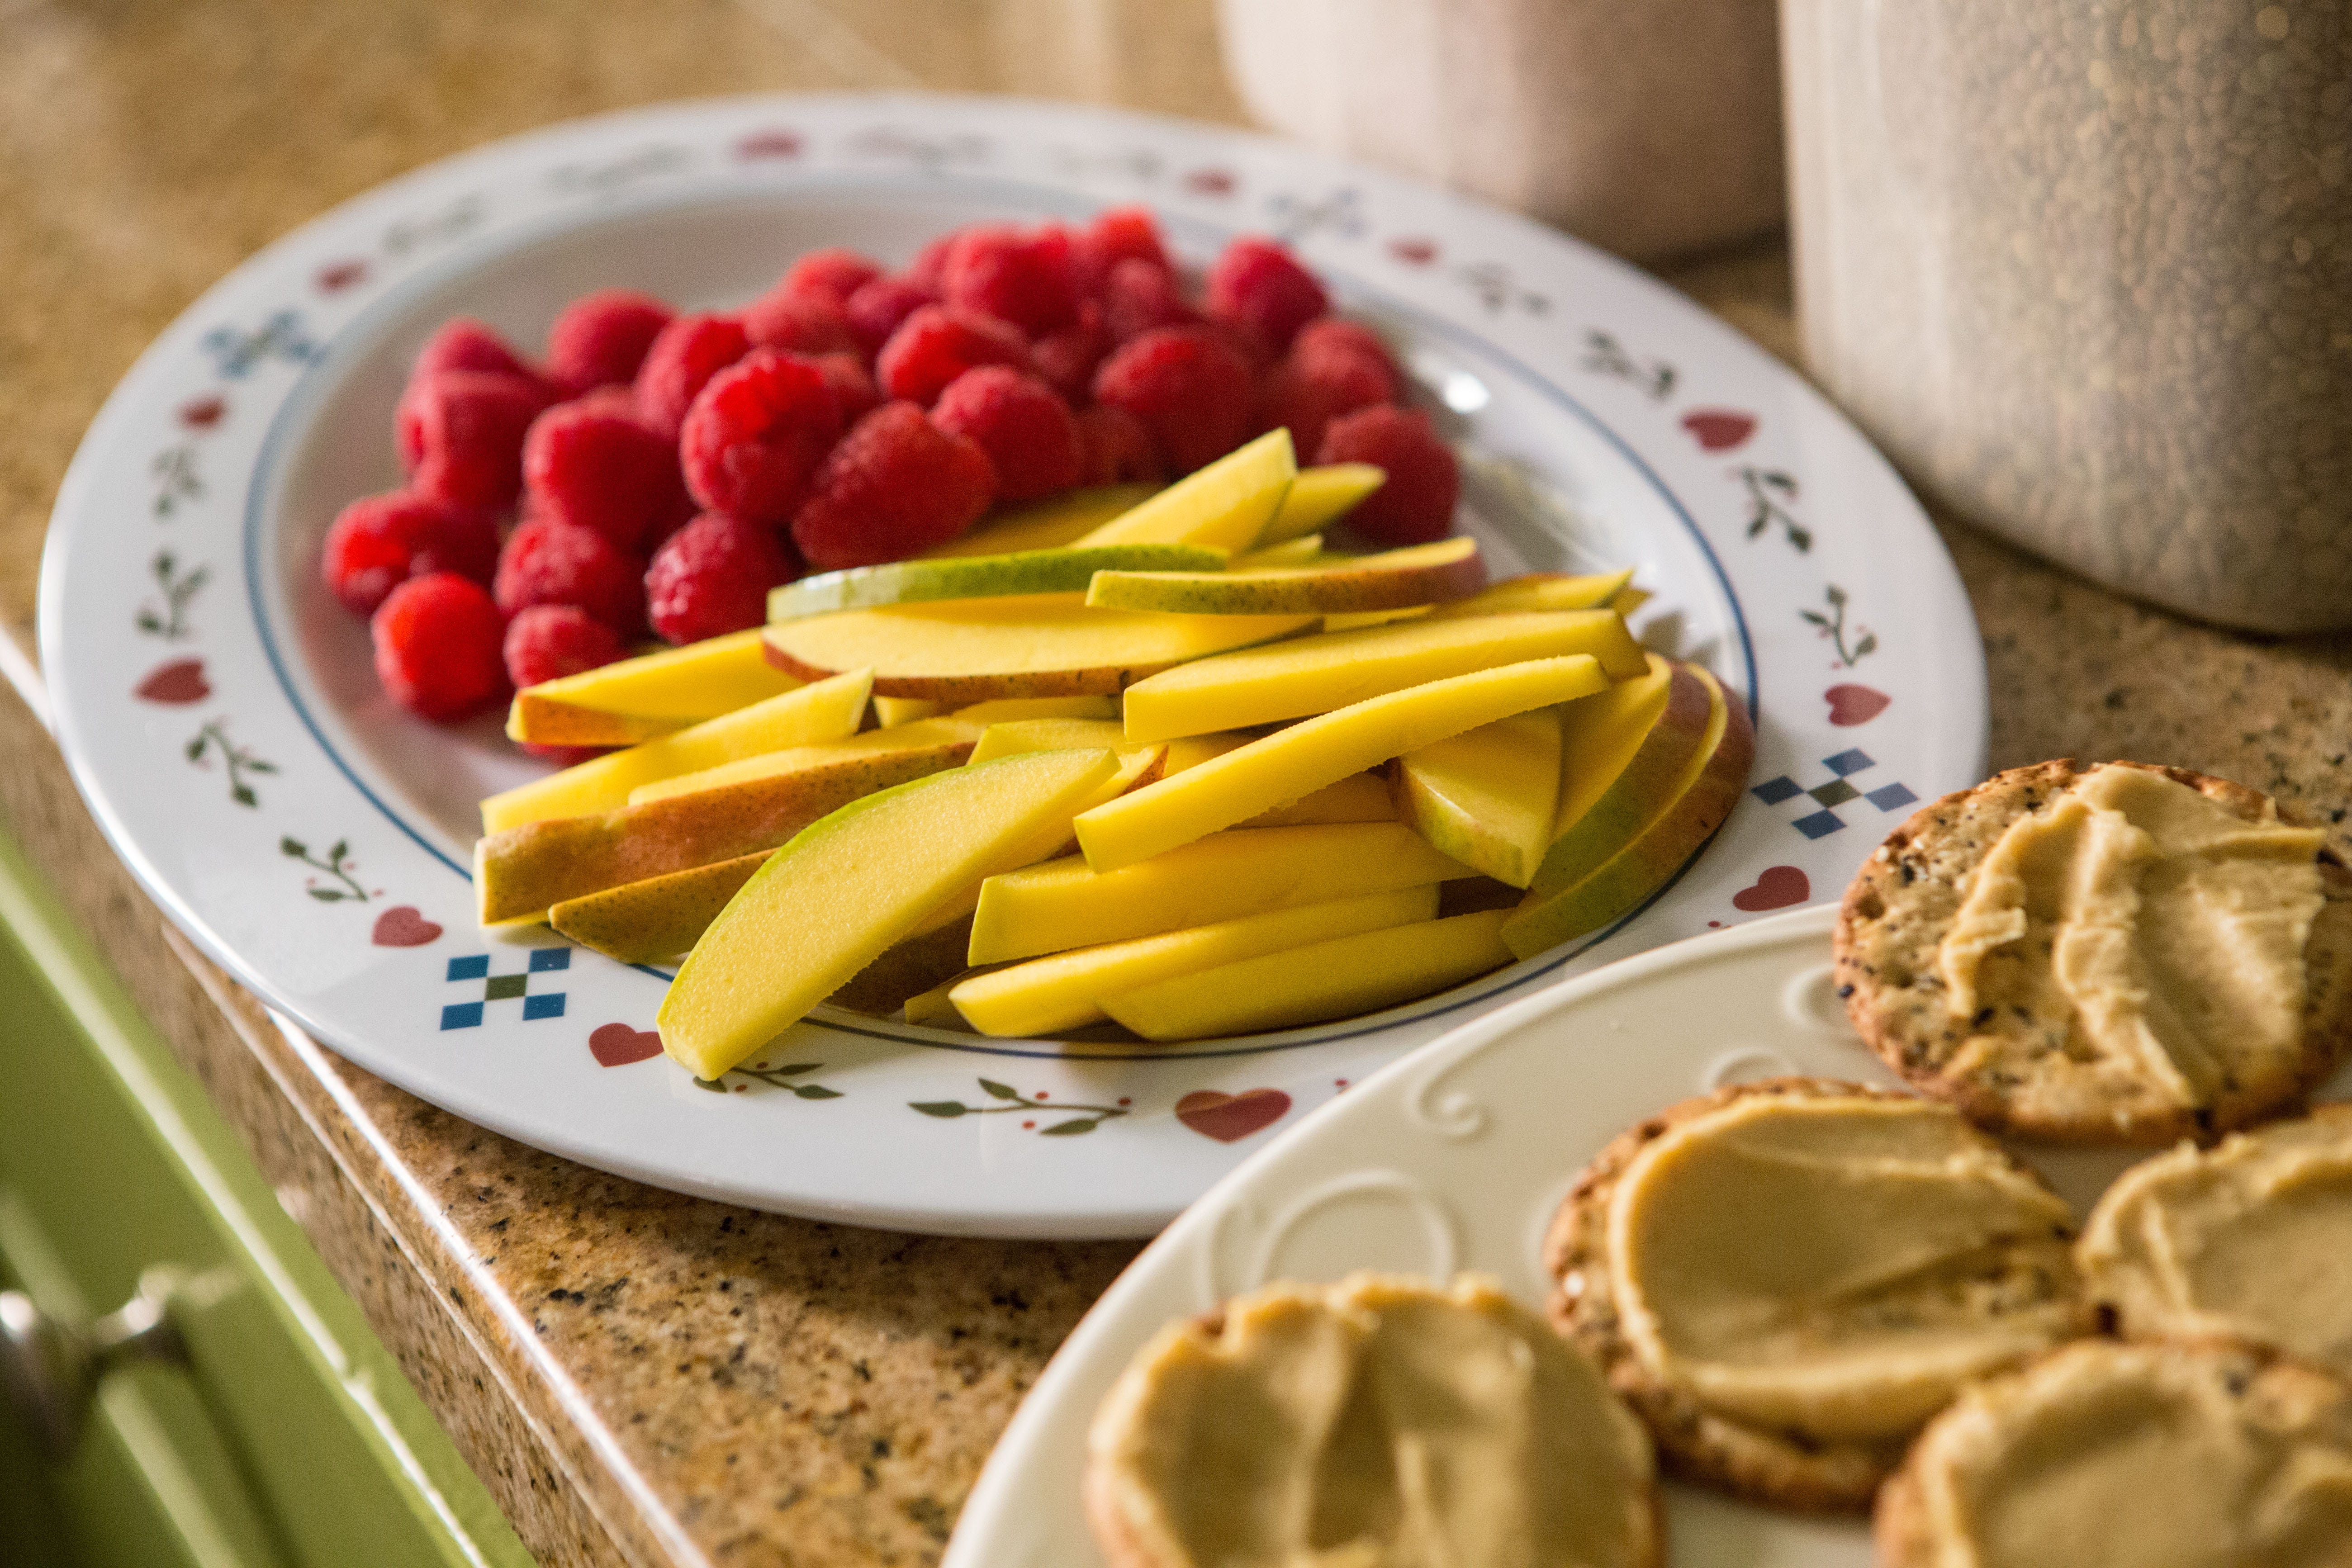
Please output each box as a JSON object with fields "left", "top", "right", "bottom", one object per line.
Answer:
{"left": 314, "top": 260, "right": 369, "bottom": 293}
{"left": 1732, "top": 865, "right": 1811, "bottom": 912}
{"left": 1681, "top": 409, "right": 1757, "bottom": 452}
{"left": 177, "top": 395, "right": 227, "bottom": 430}
{"left": 589, "top": 1023, "right": 664, "bottom": 1067}
{"left": 736, "top": 129, "right": 802, "bottom": 160}
{"left": 1388, "top": 237, "right": 1439, "bottom": 266}
{"left": 1824, "top": 684, "right": 1892, "bottom": 726}
{"left": 1174, "top": 1087, "right": 1291, "bottom": 1142}
{"left": 134, "top": 658, "right": 211, "bottom": 705}
{"left": 370, "top": 906, "right": 443, "bottom": 947}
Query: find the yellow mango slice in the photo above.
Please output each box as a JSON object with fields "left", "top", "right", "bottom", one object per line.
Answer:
{"left": 1257, "top": 463, "right": 1385, "bottom": 545}
{"left": 1163, "top": 732, "right": 1254, "bottom": 773}
{"left": 624, "top": 719, "right": 980, "bottom": 805}
{"left": 952, "top": 886, "right": 1439, "bottom": 1037}
{"left": 1533, "top": 658, "right": 1711, "bottom": 897}
{"left": 1426, "top": 569, "right": 1637, "bottom": 620}
{"left": 1322, "top": 606, "right": 1433, "bottom": 633}
{"left": 1075, "top": 428, "right": 1296, "bottom": 551}
{"left": 762, "top": 593, "right": 1314, "bottom": 703}
{"left": 1085, "top": 537, "right": 1483, "bottom": 617}
{"left": 658, "top": 747, "right": 1121, "bottom": 1079}
{"left": 1099, "top": 909, "right": 1514, "bottom": 1041}
{"left": 505, "top": 627, "right": 801, "bottom": 745}
{"left": 1119, "top": 610, "right": 1644, "bottom": 742}
{"left": 922, "top": 484, "right": 1160, "bottom": 558}
{"left": 872, "top": 696, "right": 942, "bottom": 727}
{"left": 1395, "top": 709, "right": 1564, "bottom": 888}
{"left": 549, "top": 852, "right": 772, "bottom": 966}
{"left": 1076, "top": 656, "right": 1610, "bottom": 872}
{"left": 480, "top": 668, "right": 873, "bottom": 833}
{"left": 967, "top": 719, "right": 1160, "bottom": 766}
{"left": 968, "top": 821, "right": 1475, "bottom": 965}
{"left": 1502, "top": 668, "right": 1754, "bottom": 959}
{"left": 1239, "top": 771, "right": 1397, "bottom": 828}
{"left": 947, "top": 695, "right": 1119, "bottom": 724}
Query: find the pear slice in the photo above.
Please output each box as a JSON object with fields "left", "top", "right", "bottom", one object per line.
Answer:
{"left": 872, "top": 696, "right": 942, "bottom": 727}
{"left": 548, "top": 852, "right": 773, "bottom": 966}
{"left": 1075, "top": 428, "right": 1296, "bottom": 550}
{"left": 506, "top": 627, "right": 801, "bottom": 746}
{"left": 947, "top": 695, "right": 1118, "bottom": 725}
{"left": 627, "top": 719, "right": 981, "bottom": 806}
{"left": 1086, "top": 536, "right": 1483, "bottom": 617}
{"left": 657, "top": 746, "right": 1122, "bottom": 1079}
{"left": 1426, "top": 569, "right": 1636, "bottom": 620}
{"left": 967, "top": 719, "right": 1160, "bottom": 767}
{"left": 921, "top": 484, "right": 1160, "bottom": 558}
{"left": 1229, "top": 534, "right": 1326, "bottom": 569}
{"left": 1531, "top": 658, "right": 1712, "bottom": 897}
{"left": 1395, "top": 709, "right": 1564, "bottom": 888}
{"left": 1257, "top": 463, "right": 1385, "bottom": 545}
{"left": 767, "top": 544, "right": 1226, "bottom": 622}
{"left": 761, "top": 593, "right": 1314, "bottom": 703}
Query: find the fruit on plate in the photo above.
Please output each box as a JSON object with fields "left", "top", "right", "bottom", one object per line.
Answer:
{"left": 966, "top": 718, "right": 1161, "bottom": 766}
{"left": 1394, "top": 709, "right": 1564, "bottom": 888}
{"left": 1099, "top": 908, "right": 1514, "bottom": 1040}
{"left": 919, "top": 484, "right": 1159, "bottom": 558}
{"left": 1257, "top": 462, "right": 1384, "bottom": 544}
{"left": 1238, "top": 771, "right": 1396, "bottom": 828}
{"left": 1427, "top": 568, "right": 1636, "bottom": 620}
{"left": 824, "top": 919, "right": 977, "bottom": 1017}
{"left": 761, "top": 593, "right": 1314, "bottom": 702}
{"left": 1530, "top": 657, "right": 1712, "bottom": 897}
{"left": 1228, "top": 535, "right": 1325, "bottom": 569}
{"left": 1083, "top": 537, "right": 1484, "bottom": 616}
{"left": 1076, "top": 656, "right": 1612, "bottom": 872}
{"left": 624, "top": 718, "right": 982, "bottom": 805}
{"left": 872, "top": 696, "right": 941, "bottom": 727}
{"left": 1162, "top": 732, "right": 1253, "bottom": 773}
{"left": 1072, "top": 429, "right": 1296, "bottom": 551}
{"left": 948, "top": 695, "right": 1119, "bottom": 724}
{"left": 1321, "top": 606, "right": 1433, "bottom": 633}
{"left": 1119, "top": 610, "right": 1644, "bottom": 742}
{"left": 548, "top": 851, "right": 771, "bottom": 965}
{"left": 657, "top": 746, "right": 1121, "bottom": 1079}
{"left": 767, "top": 543, "right": 1227, "bottom": 621}
{"left": 476, "top": 734, "right": 970, "bottom": 924}
{"left": 969, "top": 821, "right": 1476, "bottom": 964}
{"left": 949, "top": 886, "right": 1439, "bottom": 1036}
{"left": 1500, "top": 667, "right": 1755, "bottom": 959}
{"left": 479, "top": 668, "right": 874, "bottom": 832}
{"left": 505, "top": 627, "right": 801, "bottom": 746}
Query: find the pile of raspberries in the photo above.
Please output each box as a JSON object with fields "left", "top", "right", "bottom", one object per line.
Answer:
{"left": 324, "top": 207, "right": 1461, "bottom": 730}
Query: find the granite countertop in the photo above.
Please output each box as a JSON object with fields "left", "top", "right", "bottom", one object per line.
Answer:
{"left": 1, "top": 3, "right": 2346, "bottom": 1565}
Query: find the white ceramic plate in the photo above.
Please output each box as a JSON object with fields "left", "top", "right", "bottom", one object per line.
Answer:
{"left": 40, "top": 94, "right": 1984, "bottom": 1237}
{"left": 944, "top": 903, "right": 2352, "bottom": 1563}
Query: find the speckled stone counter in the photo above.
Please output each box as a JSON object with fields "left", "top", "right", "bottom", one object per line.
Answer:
{"left": 0, "top": 5, "right": 2345, "bottom": 1566}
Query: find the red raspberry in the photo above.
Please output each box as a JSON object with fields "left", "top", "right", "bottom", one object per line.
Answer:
{"left": 645, "top": 512, "right": 799, "bottom": 645}
{"left": 372, "top": 572, "right": 508, "bottom": 723}
{"left": 1029, "top": 303, "right": 1107, "bottom": 405}
{"left": 876, "top": 305, "right": 1033, "bottom": 405}
{"left": 843, "top": 274, "right": 938, "bottom": 356}
{"left": 678, "top": 350, "right": 845, "bottom": 527}
{"left": 633, "top": 313, "right": 750, "bottom": 441}
{"left": 775, "top": 247, "right": 883, "bottom": 310}
{"left": 545, "top": 289, "right": 674, "bottom": 397}
{"left": 905, "top": 232, "right": 960, "bottom": 294}
{"left": 1075, "top": 404, "right": 1165, "bottom": 486}
{"left": 942, "top": 223, "right": 1081, "bottom": 336}
{"left": 1292, "top": 317, "right": 1399, "bottom": 384}
{"left": 932, "top": 367, "right": 1083, "bottom": 503}
{"left": 503, "top": 604, "right": 625, "bottom": 690}
{"left": 791, "top": 402, "right": 996, "bottom": 569}
{"left": 1074, "top": 206, "right": 1171, "bottom": 294}
{"left": 494, "top": 515, "right": 647, "bottom": 636}
{"left": 412, "top": 318, "right": 541, "bottom": 385}
{"left": 742, "top": 289, "right": 859, "bottom": 357}
{"left": 321, "top": 490, "right": 500, "bottom": 617}
{"left": 398, "top": 369, "right": 552, "bottom": 508}
{"left": 1102, "top": 258, "right": 1200, "bottom": 345}
{"left": 1315, "top": 406, "right": 1460, "bottom": 545}
{"left": 521, "top": 397, "right": 687, "bottom": 554}
{"left": 1205, "top": 236, "right": 1329, "bottom": 355}
{"left": 812, "top": 352, "right": 882, "bottom": 425}
{"left": 1256, "top": 347, "right": 1397, "bottom": 462}
{"left": 1090, "top": 325, "right": 1254, "bottom": 473}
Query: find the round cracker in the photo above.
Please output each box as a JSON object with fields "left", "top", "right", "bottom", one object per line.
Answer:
{"left": 1543, "top": 1076, "right": 2084, "bottom": 1513}
{"left": 1834, "top": 759, "right": 2352, "bottom": 1144}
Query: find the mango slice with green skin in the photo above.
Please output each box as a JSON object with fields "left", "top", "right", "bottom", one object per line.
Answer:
{"left": 947, "top": 695, "right": 1118, "bottom": 725}
{"left": 921, "top": 484, "right": 1160, "bottom": 558}
{"left": 1531, "top": 658, "right": 1712, "bottom": 897}
{"left": 1077, "top": 655, "right": 1612, "bottom": 872}
{"left": 549, "top": 851, "right": 773, "bottom": 966}
{"left": 761, "top": 593, "right": 1314, "bottom": 704}
{"left": 1426, "top": 569, "right": 1636, "bottom": 620}
{"left": 968, "top": 821, "right": 1475, "bottom": 965}
{"left": 1119, "top": 610, "right": 1644, "bottom": 743}
{"left": 475, "top": 736, "right": 968, "bottom": 924}
{"left": 480, "top": 668, "right": 874, "bottom": 833}
{"left": 657, "top": 746, "right": 1121, "bottom": 1080}
{"left": 950, "top": 886, "right": 1438, "bottom": 1037}
{"left": 1500, "top": 667, "right": 1755, "bottom": 960}
{"left": 1099, "top": 908, "right": 1515, "bottom": 1041}
{"left": 1085, "top": 537, "right": 1484, "bottom": 617}
{"left": 1076, "top": 428, "right": 1296, "bottom": 551}
{"left": 625, "top": 720, "right": 980, "bottom": 806}
{"left": 506, "top": 627, "right": 801, "bottom": 745}
{"left": 1238, "top": 771, "right": 1396, "bottom": 828}
{"left": 1395, "top": 709, "right": 1563, "bottom": 888}
{"left": 767, "top": 544, "right": 1227, "bottom": 622}
{"left": 1257, "top": 463, "right": 1385, "bottom": 545}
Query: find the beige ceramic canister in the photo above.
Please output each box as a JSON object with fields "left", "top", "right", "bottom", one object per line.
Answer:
{"left": 1784, "top": 1, "right": 2352, "bottom": 634}
{"left": 1214, "top": 0, "right": 1786, "bottom": 261}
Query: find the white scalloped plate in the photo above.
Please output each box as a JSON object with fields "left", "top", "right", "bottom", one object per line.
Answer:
{"left": 945, "top": 903, "right": 2352, "bottom": 1562}
{"left": 40, "top": 95, "right": 1983, "bottom": 1237}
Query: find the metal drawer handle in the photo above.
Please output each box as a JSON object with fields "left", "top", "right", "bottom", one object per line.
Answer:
{"left": 0, "top": 1273, "right": 187, "bottom": 1461}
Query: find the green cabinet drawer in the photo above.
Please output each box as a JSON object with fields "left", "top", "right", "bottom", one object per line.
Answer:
{"left": 0, "top": 824, "right": 531, "bottom": 1568}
